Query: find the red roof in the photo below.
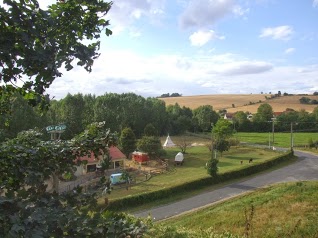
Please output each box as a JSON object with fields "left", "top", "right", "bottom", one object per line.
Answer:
{"left": 77, "top": 146, "right": 125, "bottom": 163}
{"left": 273, "top": 112, "right": 284, "bottom": 117}
{"left": 109, "top": 146, "right": 126, "bottom": 160}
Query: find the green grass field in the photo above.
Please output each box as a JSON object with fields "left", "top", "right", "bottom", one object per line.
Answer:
{"left": 236, "top": 132, "right": 318, "bottom": 148}
{"left": 159, "top": 181, "right": 318, "bottom": 238}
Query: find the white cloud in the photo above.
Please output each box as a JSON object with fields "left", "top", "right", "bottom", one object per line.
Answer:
{"left": 179, "top": 0, "right": 235, "bottom": 29}
{"left": 284, "top": 48, "right": 295, "bottom": 54}
{"left": 259, "top": 25, "right": 294, "bottom": 40}
{"left": 46, "top": 51, "right": 278, "bottom": 98}
{"left": 232, "top": 5, "right": 250, "bottom": 17}
{"left": 108, "top": 0, "right": 165, "bottom": 34}
{"left": 313, "top": 0, "right": 318, "bottom": 8}
{"left": 189, "top": 30, "right": 225, "bottom": 47}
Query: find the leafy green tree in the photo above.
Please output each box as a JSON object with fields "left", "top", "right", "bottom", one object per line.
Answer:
{"left": 212, "top": 119, "right": 234, "bottom": 141}
{"left": 216, "top": 139, "right": 230, "bottom": 157}
{"left": 212, "top": 119, "right": 234, "bottom": 158}
{"left": 144, "top": 97, "right": 168, "bottom": 135}
{"left": 0, "top": 0, "right": 112, "bottom": 113}
{"left": 252, "top": 103, "right": 274, "bottom": 132}
{"left": 59, "top": 93, "right": 86, "bottom": 139}
{"left": 233, "top": 111, "right": 252, "bottom": 132}
{"left": 120, "top": 127, "right": 137, "bottom": 158}
{"left": 193, "top": 105, "right": 219, "bottom": 132}
{"left": 144, "top": 123, "right": 158, "bottom": 136}
{"left": 0, "top": 93, "right": 49, "bottom": 140}
{"left": 137, "top": 136, "right": 164, "bottom": 159}
{"left": 299, "top": 97, "right": 311, "bottom": 104}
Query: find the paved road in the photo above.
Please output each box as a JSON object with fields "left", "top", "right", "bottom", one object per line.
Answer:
{"left": 134, "top": 150, "right": 318, "bottom": 220}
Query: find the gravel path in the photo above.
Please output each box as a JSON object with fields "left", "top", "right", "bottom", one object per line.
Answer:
{"left": 134, "top": 150, "right": 318, "bottom": 221}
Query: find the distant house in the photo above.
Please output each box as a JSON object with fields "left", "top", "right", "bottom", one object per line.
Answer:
{"left": 74, "top": 146, "right": 126, "bottom": 176}
{"left": 224, "top": 113, "right": 235, "bottom": 121}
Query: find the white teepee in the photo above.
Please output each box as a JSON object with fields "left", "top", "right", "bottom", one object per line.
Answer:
{"left": 163, "top": 134, "right": 176, "bottom": 147}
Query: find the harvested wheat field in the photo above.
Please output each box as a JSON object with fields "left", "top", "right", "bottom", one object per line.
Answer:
{"left": 160, "top": 94, "right": 318, "bottom": 113}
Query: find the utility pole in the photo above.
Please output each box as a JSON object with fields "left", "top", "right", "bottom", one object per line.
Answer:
{"left": 211, "top": 123, "right": 214, "bottom": 159}
{"left": 290, "top": 122, "right": 293, "bottom": 150}
{"left": 271, "top": 118, "right": 275, "bottom": 147}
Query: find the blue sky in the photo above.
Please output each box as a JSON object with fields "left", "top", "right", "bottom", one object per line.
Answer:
{"left": 45, "top": 0, "right": 318, "bottom": 99}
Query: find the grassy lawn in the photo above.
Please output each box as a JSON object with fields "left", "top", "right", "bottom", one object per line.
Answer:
{"left": 236, "top": 132, "right": 318, "bottom": 148}
{"left": 159, "top": 181, "right": 318, "bottom": 238}
{"left": 104, "top": 145, "right": 285, "bottom": 202}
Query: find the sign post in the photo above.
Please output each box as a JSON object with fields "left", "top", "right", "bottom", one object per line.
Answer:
{"left": 46, "top": 124, "right": 66, "bottom": 140}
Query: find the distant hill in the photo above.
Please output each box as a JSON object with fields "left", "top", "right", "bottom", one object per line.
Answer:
{"left": 159, "top": 94, "right": 318, "bottom": 113}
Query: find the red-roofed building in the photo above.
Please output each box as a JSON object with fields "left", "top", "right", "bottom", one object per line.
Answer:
{"left": 273, "top": 112, "right": 284, "bottom": 118}
{"left": 75, "top": 146, "right": 126, "bottom": 176}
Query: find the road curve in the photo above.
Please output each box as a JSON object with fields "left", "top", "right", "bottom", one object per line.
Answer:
{"left": 134, "top": 151, "right": 318, "bottom": 221}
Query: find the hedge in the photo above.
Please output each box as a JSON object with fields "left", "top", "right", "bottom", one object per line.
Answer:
{"left": 108, "top": 150, "right": 294, "bottom": 210}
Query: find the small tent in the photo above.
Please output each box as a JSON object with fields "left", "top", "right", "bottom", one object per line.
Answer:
{"left": 163, "top": 134, "right": 176, "bottom": 147}
{"left": 174, "top": 152, "right": 184, "bottom": 165}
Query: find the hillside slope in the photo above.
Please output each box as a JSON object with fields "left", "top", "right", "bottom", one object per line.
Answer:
{"left": 160, "top": 94, "right": 318, "bottom": 113}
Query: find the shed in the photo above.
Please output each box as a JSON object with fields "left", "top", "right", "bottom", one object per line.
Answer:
{"left": 132, "top": 151, "right": 149, "bottom": 164}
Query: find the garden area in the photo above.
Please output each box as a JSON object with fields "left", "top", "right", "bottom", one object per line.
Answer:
{"left": 101, "top": 139, "right": 290, "bottom": 210}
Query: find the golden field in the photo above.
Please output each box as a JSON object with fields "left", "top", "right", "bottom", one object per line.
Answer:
{"left": 160, "top": 94, "right": 318, "bottom": 113}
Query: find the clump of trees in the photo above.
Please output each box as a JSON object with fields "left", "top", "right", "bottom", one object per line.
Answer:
{"left": 299, "top": 97, "right": 318, "bottom": 105}
{"left": 158, "top": 93, "right": 182, "bottom": 98}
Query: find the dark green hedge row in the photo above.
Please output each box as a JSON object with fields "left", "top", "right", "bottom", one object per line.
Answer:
{"left": 108, "top": 150, "right": 294, "bottom": 211}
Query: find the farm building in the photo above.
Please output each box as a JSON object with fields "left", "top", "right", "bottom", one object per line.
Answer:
{"left": 75, "top": 146, "right": 126, "bottom": 176}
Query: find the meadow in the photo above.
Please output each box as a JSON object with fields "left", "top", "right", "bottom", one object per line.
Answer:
{"left": 236, "top": 132, "right": 318, "bottom": 148}
{"left": 159, "top": 181, "right": 318, "bottom": 238}
{"left": 160, "top": 94, "right": 318, "bottom": 113}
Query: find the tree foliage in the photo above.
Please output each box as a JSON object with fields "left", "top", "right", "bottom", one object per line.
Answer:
{"left": 0, "top": 0, "right": 112, "bottom": 112}
{"left": 193, "top": 105, "right": 219, "bottom": 132}
{"left": 216, "top": 139, "right": 231, "bottom": 157}
{"left": 137, "top": 136, "right": 164, "bottom": 159}
{"left": 0, "top": 122, "right": 149, "bottom": 236}
{"left": 119, "top": 127, "right": 137, "bottom": 158}
{"left": 212, "top": 119, "right": 234, "bottom": 141}
{"left": 144, "top": 123, "right": 158, "bottom": 136}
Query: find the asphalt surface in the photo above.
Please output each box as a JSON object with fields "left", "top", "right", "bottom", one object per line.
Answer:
{"left": 134, "top": 150, "right": 318, "bottom": 221}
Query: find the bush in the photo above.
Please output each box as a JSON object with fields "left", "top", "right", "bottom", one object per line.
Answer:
{"left": 206, "top": 158, "right": 219, "bottom": 178}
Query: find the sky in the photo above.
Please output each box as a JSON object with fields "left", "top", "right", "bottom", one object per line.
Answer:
{"left": 43, "top": 0, "right": 318, "bottom": 99}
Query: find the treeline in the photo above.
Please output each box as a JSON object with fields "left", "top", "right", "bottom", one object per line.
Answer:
{"left": 1, "top": 93, "right": 318, "bottom": 142}
{"left": 233, "top": 104, "right": 318, "bottom": 133}
{"left": 0, "top": 93, "right": 218, "bottom": 141}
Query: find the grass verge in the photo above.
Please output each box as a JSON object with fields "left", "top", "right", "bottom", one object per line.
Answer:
{"left": 159, "top": 181, "right": 318, "bottom": 238}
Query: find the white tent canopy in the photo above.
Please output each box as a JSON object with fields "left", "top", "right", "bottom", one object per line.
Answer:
{"left": 163, "top": 134, "right": 176, "bottom": 147}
